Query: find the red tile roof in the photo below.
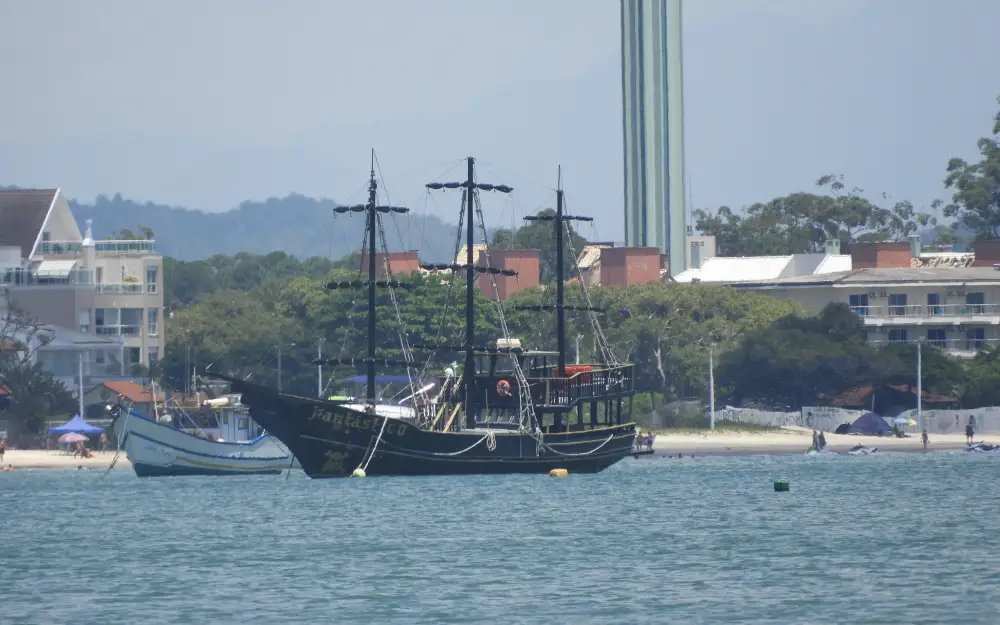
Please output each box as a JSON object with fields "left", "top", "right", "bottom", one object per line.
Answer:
{"left": 101, "top": 381, "right": 164, "bottom": 403}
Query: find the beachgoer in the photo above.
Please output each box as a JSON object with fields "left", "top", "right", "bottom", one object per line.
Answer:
{"left": 811, "top": 430, "right": 819, "bottom": 451}
{"left": 0, "top": 437, "right": 5, "bottom": 462}
{"left": 921, "top": 429, "right": 929, "bottom": 452}
{"left": 818, "top": 431, "right": 827, "bottom": 450}
{"left": 2, "top": 464, "right": 12, "bottom": 472}
{"left": 99, "top": 432, "right": 108, "bottom": 452}
{"left": 966, "top": 420, "right": 975, "bottom": 444}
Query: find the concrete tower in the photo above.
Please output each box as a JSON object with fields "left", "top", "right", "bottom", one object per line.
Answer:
{"left": 621, "top": 0, "right": 686, "bottom": 276}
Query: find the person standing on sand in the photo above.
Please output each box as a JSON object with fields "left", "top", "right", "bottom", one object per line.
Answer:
{"left": 811, "top": 430, "right": 819, "bottom": 451}
{"left": 0, "top": 437, "right": 5, "bottom": 462}
{"left": 99, "top": 432, "right": 108, "bottom": 453}
{"left": 922, "top": 429, "right": 929, "bottom": 452}
{"left": 966, "top": 416, "right": 975, "bottom": 444}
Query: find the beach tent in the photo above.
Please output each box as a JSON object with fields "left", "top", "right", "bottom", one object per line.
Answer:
{"left": 49, "top": 414, "right": 105, "bottom": 435}
{"left": 847, "top": 412, "right": 893, "bottom": 436}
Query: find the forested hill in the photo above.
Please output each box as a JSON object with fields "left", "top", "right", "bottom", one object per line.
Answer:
{"left": 65, "top": 193, "right": 461, "bottom": 262}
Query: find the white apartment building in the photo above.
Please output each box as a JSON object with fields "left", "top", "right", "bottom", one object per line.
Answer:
{"left": 702, "top": 241, "right": 1000, "bottom": 358}
{"left": 0, "top": 189, "right": 165, "bottom": 372}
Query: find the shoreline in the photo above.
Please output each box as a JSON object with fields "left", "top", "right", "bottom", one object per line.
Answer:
{"left": 1, "top": 450, "right": 133, "bottom": 471}
{"left": 4, "top": 427, "right": 998, "bottom": 469}
{"left": 644, "top": 426, "right": 1000, "bottom": 458}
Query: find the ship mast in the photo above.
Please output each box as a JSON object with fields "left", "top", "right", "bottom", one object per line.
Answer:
{"left": 425, "top": 157, "right": 513, "bottom": 429}
{"left": 318, "top": 150, "right": 411, "bottom": 410}
{"left": 365, "top": 156, "right": 378, "bottom": 405}
{"left": 519, "top": 167, "right": 599, "bottom": 375}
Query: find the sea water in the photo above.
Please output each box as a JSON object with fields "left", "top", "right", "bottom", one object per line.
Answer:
{"left": 2, "top": 452, "right": 999, "bottom": 624}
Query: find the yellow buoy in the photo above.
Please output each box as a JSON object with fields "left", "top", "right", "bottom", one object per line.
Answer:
{"left": 549, "top": 468, "right": 568, "bottom": 478}
{"left": 351, "top": 468, "right": 367, "bottom": 478}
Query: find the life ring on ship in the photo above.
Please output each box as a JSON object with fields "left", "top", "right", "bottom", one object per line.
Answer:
{"left": 496, "top": 379, "right": 512, "bottom": 396}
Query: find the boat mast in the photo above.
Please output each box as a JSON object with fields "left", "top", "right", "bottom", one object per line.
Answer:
{"left": 554, "top": 169, "right": 567, "bottom": 376}
{"left": 319, "top": 151, "right": 411, "bottom": 410}
{"left": 424, "top": 157, "right": 513, "bottom": 429}
{"left": 366, "top": 154, "right": 378, "bottom": 406}
{"left": 462, "top": 157, "right": 476, "bottom": 426}
{"left": 520, "top": 167, "right": 594, "bottom": 376}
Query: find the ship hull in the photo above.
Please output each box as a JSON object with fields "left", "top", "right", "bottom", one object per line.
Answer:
{"left": 112, "top": 408, "right": 294, "bottom": 477}
{"left": 220, "top": 376, "right": 638, "bottom": 478}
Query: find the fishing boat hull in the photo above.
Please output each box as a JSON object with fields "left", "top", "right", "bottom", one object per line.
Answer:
{"left": 112, "top": 409, "right": 294, "bottom": 477}
{"left": 217, "top": 376, "right": 638, "bottom": 478}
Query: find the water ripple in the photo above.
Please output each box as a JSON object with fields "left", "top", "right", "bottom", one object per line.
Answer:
{"left": 2, "top": 453, "right": 1000, "bottom": 624}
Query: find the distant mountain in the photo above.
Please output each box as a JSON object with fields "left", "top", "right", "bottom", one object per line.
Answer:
{"left": 61, "top": 192, "right": 463, "bottom": 262}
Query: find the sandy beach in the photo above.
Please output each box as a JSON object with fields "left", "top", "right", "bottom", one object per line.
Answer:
{"left": 1, "top": 450, "right": 132, "bottom": 470}
{"left": 649, "top": 426, "right": 1000, "bottom": 457}
{"left": 2, "top": 426, "right": 998, "bottom": 469}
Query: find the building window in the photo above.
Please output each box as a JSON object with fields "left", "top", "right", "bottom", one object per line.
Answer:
{"left": 927, "top": 293, "right": 942, "bottom": 315}
{"left": 127, "top": 347, "right": 141, "bottom": 366}
{"left": 966, "top": 292, "right": 985, "bottom": 315}
{"left": 42, "top": 232, "right": 51, "bottom": 242}
{"left": 147, "top": 308, "right": 159, "bottom": 336}
{"left": 96, "top": 267, "right": 103, "bottom": 284}
{"left": 888, "top": 294, "right": 907, "bottom": 316}
{"left": 849, "top": 294, "right": 869, "bottom": 316}
{"left": 146, "top": 266, "right": 158, "bottom": 294}
{"left": 78, "top": 309, "right": 91, "bottom": 333}
{"left": 966, "top": 328, "right": 986, "bottom": 351}
{"left": 888, "top": 329, "right": 908, "bottom": 344}
{"left": 926, "top": 328, "right": 946, "bottom": 348}
{"left": 148, "top": 347, "right": 160, "bottom": 363}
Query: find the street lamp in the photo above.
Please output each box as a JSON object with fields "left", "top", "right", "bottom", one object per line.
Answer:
{"left": 277, "top": 342, "right": 296, "bottom": 392}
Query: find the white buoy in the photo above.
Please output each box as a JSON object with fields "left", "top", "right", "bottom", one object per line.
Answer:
{"left": 351, "top": 468, "right": 366, "bottom": 478}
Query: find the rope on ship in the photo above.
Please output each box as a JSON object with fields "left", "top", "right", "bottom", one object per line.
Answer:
{"left": 103, "top": 392, "right": 140, "bottom": 478}
{"left": 533, "top": 432, "right": 616, "bottom": 457}
{"left": 429, "top": 429, "right": 497, "bottom": 456}
{"left": 355, "top": 413, "right": 392, "bottom": 474}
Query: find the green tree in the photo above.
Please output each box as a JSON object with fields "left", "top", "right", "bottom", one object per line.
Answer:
{"left": 718, "top": 303, "right": 899, "bottom": 410}
{"left": 943, "top": 95, "right": 1000, "bottom": 239}
{"left": 0, "top": 297, "right": 76, "bottom": 445}
{"left": 506, "top": 281, "right": 801, "bottom": 409}
{"left": 491, "top": 208, "right": 590, "bottom": 283}
{"left": 694, "top": 176, "right": 935, "bottom": 256}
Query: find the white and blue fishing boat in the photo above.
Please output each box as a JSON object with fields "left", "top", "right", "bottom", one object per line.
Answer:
{"left": 109, "top": 394, "right": 295, "bottom": 477}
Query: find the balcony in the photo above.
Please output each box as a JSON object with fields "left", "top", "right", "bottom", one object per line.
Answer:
{"left": 852, "top": 304, "right": 1000, "bottom": 325}
{"left": 95, "top": 325, "right": 142, "bottom": 337}
{"left": 0, "top": 268, "right": 95, "bottom": 286}
{"left": 866, "top": 338, "right": 1000, "bottom": 357}
{"left": 39, "top": 240, "right": 157, "bottom": 255}
{"left": 96, "top": 283, "right": 145, "bottom": 295}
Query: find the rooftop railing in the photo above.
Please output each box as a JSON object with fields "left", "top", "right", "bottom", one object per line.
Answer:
{"left": 96, "top": 282, "right": 144, "bottom": 295}
{"left": 866, "top": 338, "right": 1000, "bottom": 352}
{"left": 95, "top": 324, "right": 143, "bottom": 337}
{"left": 852, "top": 304, "right": 1000, "bottom": 318}
{"left": 39, "top": 240, "right": 157, "bottom": 255}
{"left": 0, "top": 268, "right": 95, "bottom": 286}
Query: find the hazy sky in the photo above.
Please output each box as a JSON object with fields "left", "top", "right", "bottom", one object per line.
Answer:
{"left": 2, "top": 0, "right": 998, "bottom": 242}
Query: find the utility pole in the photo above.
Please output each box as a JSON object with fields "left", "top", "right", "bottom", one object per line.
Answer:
{"left": 709, "top": 347, "right": 715, "bottom": 431}
{"left": 916, "top": 341, "right": 922, "bottom": 431}
{"left": 78, "top": 351, "right": 85, "bottom": 418}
